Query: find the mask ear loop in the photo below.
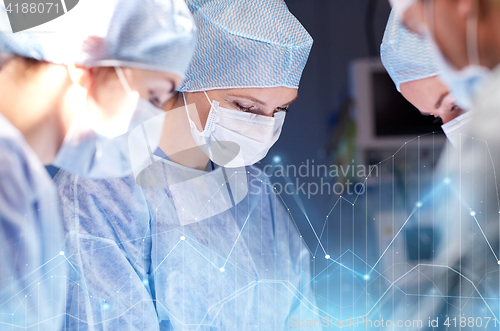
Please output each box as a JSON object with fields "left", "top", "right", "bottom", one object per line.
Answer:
{"left": 66, "top": 63, "right": 96, "bottom": 122}
{"left": 203, "top": 90, "right": 214, "bottom": 108}
{"left": 466, "top": 0, "right": 481, "bottom": 66}
{"left": 184, "top": 92, "right": 216, "bottom": 167}
{"left": 202, "top": 91, "right": 217, "bottom": 171}
{"left": 183, "top": 92, "right": 202, "bottom": 131}
{"left": 182, "top": 91, "right": 188, "bottom": 110}
{"left": 115, "top": 67, "right": 133, "bottom": 95}
{"left": 424, "top": 0, "right": 435, "bottom": 40}
{"left": 115, "top": 67, "right": 156, "bottom": 163}
{"left": 66, "top": 63, "right": 81, "bottom": 85}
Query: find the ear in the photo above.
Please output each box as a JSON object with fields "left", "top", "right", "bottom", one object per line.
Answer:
{"left": 66, "top": 64, "right": 88, "bottom": 88}
{"left": 456, "top": 0, "right": 474, "bottom": 18}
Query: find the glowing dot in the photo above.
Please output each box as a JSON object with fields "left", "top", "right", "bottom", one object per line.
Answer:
{"left": 497, "top": 261, "right": 500, "bottom": 265}
{"left": 444, "top": 177, "right": 451, "bottom": 184}
{"left": 103, "top": 303, "right": 110, "bottom": 310}
{"left": 180, "top": 236, "right": 185, "bottom": 240}
{"left": 219, "top": 267, "right": 225, "bottom": 272}
{"left": 363, "top": 275, "right": 370, "bottom": 280}
{"left": 273, "top": 155, "right": 281, "bottom": 163}
{"left": 59, "top": 251, "right": 64, "bottom": 256}
{"left": 143, "top": 279, "right": 149, "bottom": 286}
{"left": 416, "top": 202, "right": 422, "bottom": 208}
{"left": 325, "top": 255, "right": 330, "bottom": 259}
{"left": 470, "top": 211, "right": 476, "bottom": 216}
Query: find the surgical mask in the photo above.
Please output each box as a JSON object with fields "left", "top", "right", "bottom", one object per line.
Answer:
{"left": 438, "top": 62, "right": 490, "bottom": 110}
{"left": 183, "top": 92, "right": 286, "bottom": 168}
{"left": 425, "top": 0, "right": 490, "bottom": 110}
{"left": 53, "top": 67, "right": 165, "bottom": 178}
{"left": 441, "top": 111, "right": 473, "bottom": 148}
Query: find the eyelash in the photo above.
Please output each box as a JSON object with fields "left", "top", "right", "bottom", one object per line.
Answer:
{"left": 235, "top": 103, "right": 289, "bottom": 113}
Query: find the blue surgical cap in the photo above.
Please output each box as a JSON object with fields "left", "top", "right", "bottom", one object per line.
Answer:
{"left": 179, "top": 0, "right": 313, "bottom": 92}
{"left": 380, "top": 10, "right": 440, "bottom": 92}
{"left": 0, "top": 0, "right": 196, "bottom": 78}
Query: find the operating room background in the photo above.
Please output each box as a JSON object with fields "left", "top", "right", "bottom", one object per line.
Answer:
{"left": 261, "top": 0, "right": 391, "bottom": 266}
{"left": 256, "top": 0, "right": 458, "bottom": 323}
{"left": 254, "top": 0, "right": 397, "bottom": 321}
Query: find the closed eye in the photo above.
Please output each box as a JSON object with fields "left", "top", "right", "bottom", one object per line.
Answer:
{"left": 149, "top": 91, "right": 170, "bottom": 108}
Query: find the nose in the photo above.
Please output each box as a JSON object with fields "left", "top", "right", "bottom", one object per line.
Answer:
{"left": 258, "top": 108, "right": 276, "bottom": 118}
{"left": 440, "top": 95, "right": 463, "bottom": 124}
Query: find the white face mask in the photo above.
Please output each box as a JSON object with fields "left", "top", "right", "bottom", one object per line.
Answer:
{"left": 432, "top": 39, "right": 491, "bottom": 110}
{"left": 53, "top": 67, "right": 166, "bottom": 178}
{"left": 441, "top": 111, "right": 473, "bottom": 148}
{"left": 183, "top": 91, "right": 286, "bottom": 168}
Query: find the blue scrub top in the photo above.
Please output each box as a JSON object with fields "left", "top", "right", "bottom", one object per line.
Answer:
{"left": 0, "top": 114, "right": 67, "bottom": 331}
{"left": 55, "top": 150, "right": 319, "bottom": 330}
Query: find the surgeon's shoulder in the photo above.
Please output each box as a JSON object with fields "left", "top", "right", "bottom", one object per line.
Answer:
{"left": 0, "top": 138, "right": 36, "bottom": 209}
{"left": 54, "top": 169, "right": 140, "bottom": 206}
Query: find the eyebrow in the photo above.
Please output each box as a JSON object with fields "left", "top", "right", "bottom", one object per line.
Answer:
{"left": 434, "top": 91, "right": 449, "bottom": 110}
{"left": 227, "top": 94, "right": 299, "bottom": 108}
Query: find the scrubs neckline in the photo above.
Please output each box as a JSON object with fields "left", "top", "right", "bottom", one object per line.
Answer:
{"left": 153, "top": 147, "right": 219, "bottom": 175}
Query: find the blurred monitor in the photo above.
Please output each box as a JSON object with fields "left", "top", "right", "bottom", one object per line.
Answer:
{"left": 350, "top": 58, "right": 446, "bottom": 165}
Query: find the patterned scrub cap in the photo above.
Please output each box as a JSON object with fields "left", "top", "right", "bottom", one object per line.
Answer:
{"left": 381, "top": 9, "right": 440, "bottom": 92}
{"left": 179, "top": 0, "right": 313, "bottom": 92}
{"left": 0, "top": 0, "right": 196, "bottom": 78}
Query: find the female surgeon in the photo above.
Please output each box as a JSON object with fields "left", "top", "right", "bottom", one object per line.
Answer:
{"left": 55, "top": 0, "right": 321, "bottom": 329}
{"left": 0, "top": 0, "right": 195, "bottom": 329}
{"left": 380, "top": 10, "right": 470, "bottom": 147}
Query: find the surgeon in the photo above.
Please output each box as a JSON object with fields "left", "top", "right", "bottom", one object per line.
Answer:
{"left": 389, "top": 0, "right": 499, "bottom": 111}
{"left": 387, "top": 0, "right": 500, "bottom": 326}
{"left": 0, "top": 0, "right": 195, "bottom": 329}
{"left": 381, "top": 10, "right": 470, "bottom": 147}
{"left": 55, "top": 0, "right": 320, "bottom": 329}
